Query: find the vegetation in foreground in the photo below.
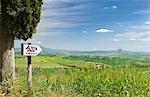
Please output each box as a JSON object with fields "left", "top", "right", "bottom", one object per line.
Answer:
{"left": 0, "top": 54, "right": 150, "bottom": 97}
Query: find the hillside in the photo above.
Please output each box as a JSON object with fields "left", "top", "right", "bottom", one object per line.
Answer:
{"left": 15, "top": 47, "right": 150, "bottom": 59}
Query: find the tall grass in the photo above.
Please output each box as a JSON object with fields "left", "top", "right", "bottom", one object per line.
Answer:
{"left": 1, "top": 67, "right": 149, "bottom": 97}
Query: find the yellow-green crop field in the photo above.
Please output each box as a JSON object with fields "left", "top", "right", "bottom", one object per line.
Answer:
{"left": 0, "top": 53, "right": 150, "bottom": 97}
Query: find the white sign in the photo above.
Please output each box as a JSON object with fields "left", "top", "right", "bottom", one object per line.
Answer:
{"left": 22, "top": 43, "right": 42, "bottom": 56}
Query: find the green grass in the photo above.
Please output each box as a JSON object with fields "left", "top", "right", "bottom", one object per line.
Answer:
{"left": 0, "top": 54, "right": 150, "bottom": 97}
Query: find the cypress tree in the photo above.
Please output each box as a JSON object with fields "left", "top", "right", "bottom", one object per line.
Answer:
{"left": 0, "top": 0, "right": 43, "bottom": 81}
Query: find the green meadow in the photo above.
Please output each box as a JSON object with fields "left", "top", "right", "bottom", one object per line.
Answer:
{"left": 0, "top": 53, "right": 150, "bottom": 97}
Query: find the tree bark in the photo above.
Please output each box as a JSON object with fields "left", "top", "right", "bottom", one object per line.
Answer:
{"left": 0, "top": 32, "right": 15, "bottom": 81}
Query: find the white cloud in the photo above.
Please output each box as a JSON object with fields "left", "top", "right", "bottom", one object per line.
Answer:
{"left": 133, "top": 9, "right": 150, "bottom": 14}
{"left": 37, "top": 18, "right": 72, "bottom": 30}
{"left": 130, "top": 38, "right": 136, "bottom": 41}
{"left": 145, "top": 22, "right": 150, "bottom": 25}
{"left": 36, "top": 32, "right": 65, "bottom": 37}
{"left": 104, "top": 5, "right": 118, "bottom": 9}
{"left": 130, "top": 25, "right": 150, "bottom": 30}
{"left": 113, "top": 39, "right": 120, "bottom": 42}
{"left": 115, "top": 32, "right": 150, "bottom": 41}
{"left": 104, "top": 7, "right": 110, "bottom": 9}
{"left": 16, "top": 39, "right": 42, "bottom": 45}
{"left": 139, "top": 35, "right": 150, "bottom": 41}
{"left": 37, "top": 0, "right": 90, "bottom": 32}
{"left": 82, "top": 31, "right": 87, "bottom": 34}
{"left": 96, "top": 29, "right": 113, "bottom": 33}
{"left": 112, "top": 5, "right": 118, "bottom": 9}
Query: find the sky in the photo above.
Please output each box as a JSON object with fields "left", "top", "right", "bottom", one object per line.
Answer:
{"left": 15, "top": 0, "right": 150, "bottom": 52}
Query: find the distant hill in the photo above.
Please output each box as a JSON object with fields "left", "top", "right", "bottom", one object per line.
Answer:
{"left": 15, "top": 47, "right": 150, "bottom": 59}
{"left": 15, "top": 47, "right": 122, "bottom": 55}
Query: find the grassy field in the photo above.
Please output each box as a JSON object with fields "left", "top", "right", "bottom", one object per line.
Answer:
{"left": 0, "top": 53, "right": 150, "bottom": 97}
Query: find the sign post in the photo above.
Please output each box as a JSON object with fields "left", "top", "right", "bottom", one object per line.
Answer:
{"left": 27, "top": 56, "right": 32, "bottom": 87}
{"left": 21, "top": 43, "right": 42, "bottom": 88}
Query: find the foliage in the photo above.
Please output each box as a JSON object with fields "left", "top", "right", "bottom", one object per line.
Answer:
{"left": 1, "top": 0, "right": 43, "bottom": 40}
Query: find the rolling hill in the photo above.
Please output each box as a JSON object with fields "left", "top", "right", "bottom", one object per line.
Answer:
{"left": 15, "top": 47, "right": 150, "bottom": 60}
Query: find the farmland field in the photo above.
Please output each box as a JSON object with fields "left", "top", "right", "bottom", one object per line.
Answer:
{"left": 0, "top": 53, "right": 150, "bottom": 97}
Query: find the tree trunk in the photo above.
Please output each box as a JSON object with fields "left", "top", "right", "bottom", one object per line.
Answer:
{"left": 0, "top": 32, "right": 15, "bottom": 81}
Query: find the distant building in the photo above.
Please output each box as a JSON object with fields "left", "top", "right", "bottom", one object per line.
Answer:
{"left": 96, "top": 63, "right": 103, "bottom": 69}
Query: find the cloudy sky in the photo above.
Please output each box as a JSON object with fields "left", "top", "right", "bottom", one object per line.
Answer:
{"left": 15, "top": 0, "right": 150, "bottom": 52}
